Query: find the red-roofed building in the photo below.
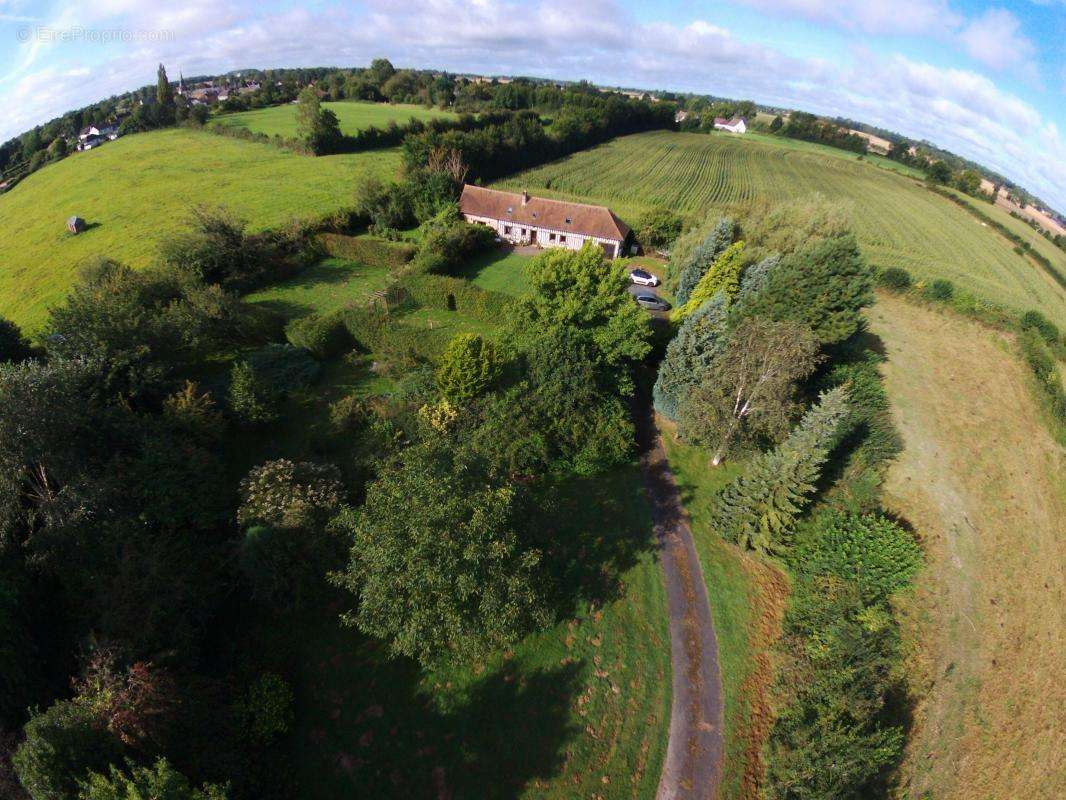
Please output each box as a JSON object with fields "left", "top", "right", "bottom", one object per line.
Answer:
{"left": 459, "top": 185, "right": 631, "bottom": 259}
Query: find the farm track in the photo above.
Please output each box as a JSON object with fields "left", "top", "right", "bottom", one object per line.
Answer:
{"left": 637, "top": 400, "right": 724, "bottom": 800}
{"left": 498, "top": 131, "right": 1066, "bottom": 321}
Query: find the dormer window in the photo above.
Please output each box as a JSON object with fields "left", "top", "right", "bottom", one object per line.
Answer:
{"left": 532, "top": 212, "right": 538, "bottom": 219}
{"left": 565, "top": 217, "right": 572, "bottom": 224}
{"left": 506, "top": 206, "right": 513, "bottom": 214}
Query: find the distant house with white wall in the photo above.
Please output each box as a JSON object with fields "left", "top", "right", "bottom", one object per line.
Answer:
{"left": 675, "top": 109, "right": 689, "bottom": 124}
{"left": 459, "top": 185, "right": 631, "bottom": 259}
{"left": 713, "top": 116, "right": 747, "bottom": 134}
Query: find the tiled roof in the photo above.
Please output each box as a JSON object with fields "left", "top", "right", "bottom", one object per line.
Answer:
{"left": 459, "top": 185, "right": 630, "bottom": 242}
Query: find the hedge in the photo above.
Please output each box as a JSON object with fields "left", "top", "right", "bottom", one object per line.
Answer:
{"left": 402, "top": 273, "right": 515, "bottom": 320}
{"left": 317, "top": 233, "right": 416, "bottom": 270}
{"left": 285, "top": 313, "right": 352, "bottom": 359}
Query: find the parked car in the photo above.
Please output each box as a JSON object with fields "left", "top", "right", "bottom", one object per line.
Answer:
{"left": 629, "top": 268, "right": 660, "bottom": 287}
{"left": 634, "top": 293, "right": 670, "bottom": 311}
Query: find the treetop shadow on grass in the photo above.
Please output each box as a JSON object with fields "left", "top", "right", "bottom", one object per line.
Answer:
{"left": 282, "top": 612, "right": 584, "bottom": 800}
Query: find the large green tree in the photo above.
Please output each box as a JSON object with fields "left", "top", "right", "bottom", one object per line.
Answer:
{"left": 80, "top": 758, "right": 226, "bottom": 800}
{"left": 0, "top": 317, "right": 31, "bottom": 363}
{"left": 652, "top": 293, "right": 729, "bottom": 421}
{"left": 513, "top": 243, "right": 651, "bottom": 382}
{"left": 674, "top": 217, "right": 734, "bottom": 306}
{"left": 715, "top": 385, "right": 850, "bottom": 554}
{"left": 335, "top": 442, "right": 549, "bottom": 665}
{"left": 679, "top": 316, "right": 820, "bottom": 464}
{"left": 294, "top": 87, "right": 341, "bottom": 155}
{"left": 734, "top": 233, "right": 873, "bottom": 346}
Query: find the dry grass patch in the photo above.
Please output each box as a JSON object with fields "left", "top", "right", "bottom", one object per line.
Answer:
{"left": 868, "top": 294, "right": 1065, "bottom": 800}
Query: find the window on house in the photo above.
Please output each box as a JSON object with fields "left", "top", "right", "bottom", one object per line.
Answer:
{"left": 504, "top": 226, "right": 512, "bottom": 235}
{"left": 559, "top": 235, "right": 566, "bottom": 243}
{"left": 549, "top": 233, "right": 556, "bottom": 241}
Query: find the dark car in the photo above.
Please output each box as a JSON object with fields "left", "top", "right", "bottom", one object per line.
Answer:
{"left": 634, "top": 293, "right": 670, "bottom": 311}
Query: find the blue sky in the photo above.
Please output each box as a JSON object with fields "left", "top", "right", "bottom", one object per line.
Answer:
{"left": 0, "top": 0, "right": 1063, "bottom": 209}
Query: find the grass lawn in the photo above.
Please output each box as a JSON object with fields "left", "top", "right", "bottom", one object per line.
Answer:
{"left": 869, "top": 294, "right": 1066, "bottom": 800}
{"left": 245, "top": 258, "right": 392, "bottom": 319}
{"left": 237, "top": 463, "right": 670, "bottom": 799}
{"left": 210, "top": 100, "right": 457, "bottom": 138}
{"left": 495, "top": 130, "right": 1066, "bottom": 322}
{"left": 456, "top": 247, "right": 533, "bottom": 296}
{"left": 0, "top": 128, "right": 402, "bottom": 331}
{"left": 661, "top": 428, "right": 788, "bottom": 800}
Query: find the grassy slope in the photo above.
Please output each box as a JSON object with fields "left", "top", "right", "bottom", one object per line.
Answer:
{"left": 495, "top": 131, "right": 1066, "bottom": 322}
{"left": 0, "top": 128, "right": 401, "bottom": 331}
{"left": 235, "top": 250, "right": 671, "bottom": 798}
{"left": 210, "top": 100, "right": 457, "bottom": 138}
{"left": 868, "top": 294, "right": 1066, "bottom": 800}
{"left": 662, "top": 428, "right": 788, "bottom": 800}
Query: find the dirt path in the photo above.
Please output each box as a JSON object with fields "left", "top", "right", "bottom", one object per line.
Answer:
{"left": 869, "top": 295, "right": 1066, "bottom": 800}
{"left": 638, "top": 405, "right": 724, "bottom": 800}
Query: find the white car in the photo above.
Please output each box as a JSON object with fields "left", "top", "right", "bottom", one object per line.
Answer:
{"left": 629, "top": 268, "right": 660, "bottom": 287}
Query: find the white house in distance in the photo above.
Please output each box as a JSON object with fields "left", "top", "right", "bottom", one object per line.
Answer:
{"left": 713, "top": 116, "right": 747, "bottom": 134}
{"left": 459, "top": 185, "right": 631, "bottom": 259}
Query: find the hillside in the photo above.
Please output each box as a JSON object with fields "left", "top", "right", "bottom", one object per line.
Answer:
{"left": 869, "top": 295, "right": 1065, "bottom": 800}
{"left": 0, "top": 128, "right": 401, "bottom": 330}
{"left": 210, "top": 100, "right": 457, "bottom": 138}
{"left": 496, "top": 131, "right": 1066, "bottom": 322}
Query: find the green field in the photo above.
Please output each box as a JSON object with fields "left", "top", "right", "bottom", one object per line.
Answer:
{"left": 496, "top": 131, "right": 1066, "bottom": 322}
{"left": 0, "top": 128, "right": 401, "bottom": 330}
{"left": 210, "top": 100, "right": 457, "bottom": 138}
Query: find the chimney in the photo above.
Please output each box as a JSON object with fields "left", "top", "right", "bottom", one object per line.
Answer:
{"left": 522, "top": 190, "right": 530, "bottom": 205}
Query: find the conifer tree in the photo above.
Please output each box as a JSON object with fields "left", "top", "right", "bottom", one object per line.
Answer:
{"left": 653, "top": 294, "right": 729, "bottom": 420}
{"left": 716, "top": 384, "right": 849, "bottom": 554}
{"left": 674, "top": 217, "right": 735, "bottom": 306}
{"left": 671, "top": 241, "right": 746, "bottom": 321}
{"left": 737, "top": 254, "right": 780, "bottom": 301}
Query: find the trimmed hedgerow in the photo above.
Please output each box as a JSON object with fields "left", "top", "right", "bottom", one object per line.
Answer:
{"left": 284, "top": 314, "right": 352, "bottom": 360}
{"left": 317, "top": 233, "right": 416, "bottom": 270}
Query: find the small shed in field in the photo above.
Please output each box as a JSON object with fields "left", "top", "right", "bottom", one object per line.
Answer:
{"left": 67, "top": 216, "right": 86, "bottom": 234}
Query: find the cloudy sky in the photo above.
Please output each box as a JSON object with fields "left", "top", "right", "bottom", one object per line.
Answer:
{"left": 1, "top": 0, "right": 1063, "bottom": 209}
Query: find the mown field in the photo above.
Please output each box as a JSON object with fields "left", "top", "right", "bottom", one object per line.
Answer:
{"left": 870, "top": 294, "right": 1065, "bottom": 800}
{"left": 0, "top": 128, "right": 401, "bottom": 330}
{"left": 210, "top": 100, "right": 456, "bottom": 138}
{"left": 496, "top": 131, "right": 1066, "bottom": 322}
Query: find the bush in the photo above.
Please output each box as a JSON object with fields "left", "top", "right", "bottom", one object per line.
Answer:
{"left": 338, "top": 306, "right": 390, "bottom": 351}
{"left": 636, "top": 207, "right": 684, "bottom": 250}
{"left": 234, "top": 673, "right": 294, "bottom": 744}
{"left": 244, "top": 343, "right": 321, "bottom": 394}
{"left": 924, "top": 278, "right": 955, "bottom": 301}
{"left": 435, "top": 333, "right": 503, "bottom": 403}
{"left": 877, "top": 267, "right": 913, "bottom": 291}
{"left": 317, "top": 233, "right": 416, "bottom": 270}
{"left": 80, "top": 758, "right": 226, "bottom": 800}
{"left": 418, "top": 216, "right": 496, "bottom": 275}
{"left": 1020, "top": 310, "right": 1059, "bottom": 344}
{"left": 284, "top": 314, "right": 351, "bottom": 360}
{"left": 228, "top": 361, "right": 277, "bottom": 426}
{"left": 238, "top": 459, "right": 343, "bottom": 530}
{"left": 0, "top": 317, "right": 32, "bottom": 363}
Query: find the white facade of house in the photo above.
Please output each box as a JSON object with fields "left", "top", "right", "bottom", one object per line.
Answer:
{"left": 463, "top": 213, "right": 624, "bottom": 259}
{"left": 713, "top": 118, "right": 747, "bottom": 134}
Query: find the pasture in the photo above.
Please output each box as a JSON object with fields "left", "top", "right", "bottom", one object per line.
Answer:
{"left": 496, "top": 131, "right": 1066, "bottom": 321}
{"left": 210, "top": 100, "right": 457, "bottom": 138}
{"left": 0, "top": 128, "right": 401, "bottom": 331}
{"left": 870, "top": 294, "right": 1066, "bottom": 800}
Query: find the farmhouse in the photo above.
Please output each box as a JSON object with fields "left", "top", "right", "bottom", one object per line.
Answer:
{"left": 459, "top": 185, "right": 630, "bottom": 259}
{"left": 713, "top": 116, "right": 747, "bottom": 134}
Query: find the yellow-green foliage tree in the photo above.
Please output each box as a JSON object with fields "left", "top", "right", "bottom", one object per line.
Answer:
{"left": 670, "top": 241, "right": 746, "bottom": 321}
{"left": 435, "top": 332, "right": 503, "bottom": 403}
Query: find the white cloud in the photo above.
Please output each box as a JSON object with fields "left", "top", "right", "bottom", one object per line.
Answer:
{"left": 958, "top": 8, "right": 1037, "bottom": 73}
{"left": 732, "top": 0, "right": 961, "bottom": 35}
{"left": 0, "top": 0, "right": 1062, "bottom": 210}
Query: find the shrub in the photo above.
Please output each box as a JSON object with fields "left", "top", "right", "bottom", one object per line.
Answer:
{"left": 792, "top": 510, "right": 921, "bottom": 603}
{"left": 925, "top": 278, "right": 955, "bottom": 301}
{"left": 1020, "top": 310, "right": 1059, "bottom": 344}
{"left": 284, "top": 314, "right": 351, "bottom": 360}
{"left": 238, "top": 459, "right": 343, "bottom": 530}
{"left": 338, "top": 306, "right": 390, "bottom": 351}
{"left": 244, "top": 343, "right": 320, "bottom": 394}
{"left": 228, "top": 361, "right": 277, "bottom": 425}
{"left": 234, "top": 673, "right": 294, "bottom": 743}
{"left": 636, "top": 207, "right": 684, "bottom": 250}
{"left": 877, "top": 267, "right": 913, "bottom": 291}
{"left": 0, "top": 317, "right": 31, "bottom": 363}
{"left": 80, "top": 758, "right": 227, "bottom": 800}
{"left": 435, "top": 333, "right": 503, "bottom": 403}
{"left": 329, "top": 393, "right": 369, "bottom": 433}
